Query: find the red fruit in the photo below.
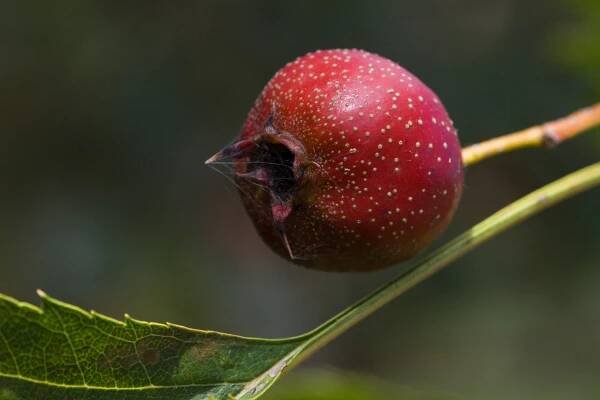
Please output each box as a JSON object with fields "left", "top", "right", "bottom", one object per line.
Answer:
{"left": 207, "top": 49, "right": 463, "bottom": 271}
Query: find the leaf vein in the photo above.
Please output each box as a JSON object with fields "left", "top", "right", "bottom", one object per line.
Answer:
{"left": 50, "top": 305, "right": 87, "bottom": 386}
{"left": 0, "top": 328, "right": 20, "bottom": 376}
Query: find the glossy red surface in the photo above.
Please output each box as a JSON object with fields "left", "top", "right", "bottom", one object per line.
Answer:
{"left": 227, "top": 49, "right": 463, "bottom": 271}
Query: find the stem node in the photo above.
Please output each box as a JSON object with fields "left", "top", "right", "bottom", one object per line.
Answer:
{"left": 462, "top": 102, "right": 600, "bottom": 166}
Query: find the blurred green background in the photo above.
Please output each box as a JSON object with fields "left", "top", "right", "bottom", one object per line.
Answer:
{"left": 1, "top": 1, "right": 599, "bottom": 399}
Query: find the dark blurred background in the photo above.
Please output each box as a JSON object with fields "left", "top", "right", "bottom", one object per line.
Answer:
{"left": 1, "top": 1, "right": 599, "bottom": 399}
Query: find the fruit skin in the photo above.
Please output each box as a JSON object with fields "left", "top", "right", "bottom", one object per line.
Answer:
{"left": 208, "top": 49, "right": 463, "bottom": 272}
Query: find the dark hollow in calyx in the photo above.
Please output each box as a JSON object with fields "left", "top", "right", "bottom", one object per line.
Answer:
{"left": 246, "top": 140, "right": 297, "bottom": 202}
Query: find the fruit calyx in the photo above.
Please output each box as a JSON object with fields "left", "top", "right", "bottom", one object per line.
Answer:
{"left": 206, "top": 118, "right": 308, "bottom": 258}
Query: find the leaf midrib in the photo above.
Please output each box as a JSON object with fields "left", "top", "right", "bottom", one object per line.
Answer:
{"left": 0, "top": 372, "right": 253, "bottom": 390}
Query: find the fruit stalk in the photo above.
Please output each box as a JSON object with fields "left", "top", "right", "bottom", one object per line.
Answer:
{"left": 289, "top": 162, "right": 600, "bottom": 368}
{"left": 462, "top": 102, "right": 600, "bottom": 166}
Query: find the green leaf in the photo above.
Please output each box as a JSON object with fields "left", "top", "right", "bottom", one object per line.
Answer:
{"left": 0, "top": 291, "right": 303, "bottom": 400}
{"left": 1, "top": 162, "right": 599, "bottom": 400}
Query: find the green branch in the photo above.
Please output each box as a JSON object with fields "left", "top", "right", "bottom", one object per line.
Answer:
{"left": 290, "top": 162, "right": 600, "bottom": 367}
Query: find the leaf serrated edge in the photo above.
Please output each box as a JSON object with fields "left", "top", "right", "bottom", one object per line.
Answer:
{"left": 0, "top": 290, "right": 308, "bottom": 394}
